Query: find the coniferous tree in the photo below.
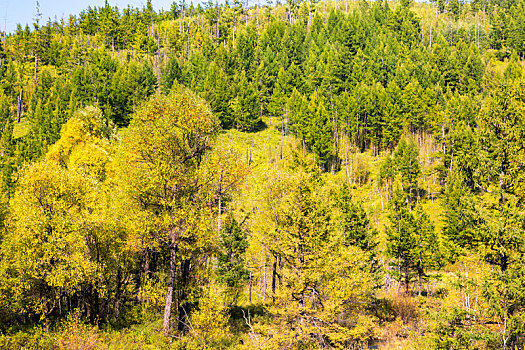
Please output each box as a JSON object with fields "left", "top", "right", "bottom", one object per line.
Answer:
{"left": 0, "top": 116, "right": 15, "bottom": 196}
{"left": 306, "top": 90, "right": 333, "bottom": 171}
{"left": 387, "top": 189, "right": 437, "bottom": 295}
{"left": 386, "top": 189, "right": 417, "bottom": 293}
{"left": 336, "top": 185, "right": 377, "bottom": 251}
{"left": 443, "top": 167, "right": 481, "bottom": 257}
{"left": 162, "top": 56, "right": 184, "bottom": 93}
{"left": 231, "top": 71, "right": 261, "bottom": 131}
{"left": 412, "top": 205, "right": 440, "bottom": 296}
{"left": 393, "top": 137, "right": 421, "bottom": 205}
{"left": 216, "top": 213, "right": 249, "bottom": 303}
{"left": 268, "top": 66, "right": 292, "bottom": 118}
{"left": 263, "top": 164, "right": 374, "bottom": 347}
{"left": 477, "top": 80, "right": 525, "bottom": 271}
{"left": 203, "top": 62, "right": 233, "bottom": 128}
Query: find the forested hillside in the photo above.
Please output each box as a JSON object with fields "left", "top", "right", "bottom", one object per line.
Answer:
{"left": 0, "top": 0, "right": 525, "bottom": 348}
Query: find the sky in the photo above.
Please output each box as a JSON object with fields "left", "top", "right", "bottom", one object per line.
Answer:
{"left": 0, "top": 0, "right": 179, "bottom": 34}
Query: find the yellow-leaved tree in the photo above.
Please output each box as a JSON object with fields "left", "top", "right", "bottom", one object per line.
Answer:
{"left": 0, "top": 106, "right": 122, "bottom": 323}
{"left": 116, "top": 85, "right": 248, "bottom": 334}
{"left": 46, "top": 105, "right": 114, "bottom": 181}
{"left": 0, "top": 161, "right": 98, "bottom": 320}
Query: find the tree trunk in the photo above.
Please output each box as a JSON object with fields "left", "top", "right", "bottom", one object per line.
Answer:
{"left": 405, "top": 267, "right": 410, "bottom": 295}
{"left": 249, "top": 271, "right": 252, "bottom": 303}
{"left": 257, "top": 0, "right": 260, "bottom": 27}
{"left": 115, "top": 268, "right": 122, "bottom": 317}
{"left": 217, "top": 172, "right": 223, "bottom": 232}
{"left": 418, "top": 269, "right": 422, "bottom": 296}
{"left": 34, "top": 43, "right": 38, "bottom": 83}
{"left": 176, "top": 259, "right": 192, "bottom": 331}
{"left": 263, "top": 259, "right": 267, "bottom": 301}
{"left": 163, "top": 242, "right": 178, "bottom": 334}
{"left": 271, "top": 256, "right": 278, "bottom": 301}
{"left": 17, "top": 88, "right": 23, "bottom": 123}
{"left": 139, "top": 248, "right": 151, "bottom": 300}
{"left": 233, "top": 19, "right": 236, "bottom": 48}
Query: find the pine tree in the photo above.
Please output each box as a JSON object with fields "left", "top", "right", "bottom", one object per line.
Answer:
{"left": 387, "top": 189, "right": 417, "bottom": 293}
{"left": 412, "top": 205, "right": 439, "bottom": 296}
{"left": 447, "top": 0, "right": 460, "bottom": 20}
{"left": 504, "top": 52, "right": 524, "bottom": 81}
{"left": 384, "top": 82, "right": 403, "bottom": 149}
{"left": 443, "top": 167, "right": 481, "bottom": 257}
{"left": 0, "top": 42, "right": 6, "bottom": 79}
{"left": 263, "top": 165, "right": 373, "bottom": 347}
{"left": 401, "top": 79, "right": 425, "bottom": 132}
{"left": 203, "top": 62, "right": 233, "bottom": 128}
{"left": 477, "top": 80, "right": 525, "bottom": 272}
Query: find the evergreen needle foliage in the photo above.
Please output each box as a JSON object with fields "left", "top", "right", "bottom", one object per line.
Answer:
{"left": 0, "top": 0, "right": 524, "bottom": 348}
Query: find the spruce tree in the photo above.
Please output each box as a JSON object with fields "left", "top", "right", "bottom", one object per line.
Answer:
{"left": 268, "top": 66, "right": 291, "bottom": 118}
{"left": 386, "top": 189, "right": 417, "bottom": 293}
{"left": 443, "top": 167, "right": 481, "bottom": 257}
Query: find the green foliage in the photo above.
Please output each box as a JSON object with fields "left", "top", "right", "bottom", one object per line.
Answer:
{"left": 387, "top": 190, "right": 439, "bottom": 295}
{"left": 305, "top": 90, "right": 334, "bottom": 171}
{"left": 393, "top": 136, "right": 421, "bottom": 204}
{"left": 117, "top": 86, "right": 247, "bottom": 333}
{"left": 230, "top": 71, "right": 262, "bottom": 132}
{"left": 202, "top": 62, "right": 233, "bottom": 128}
{"left": 1, "top": 0, "right": 525, "bottom": 347}
{"left": 216, "top": 213, "right": 249, "bottom": 304}
{"left": 443, "top": 168, "right": 482, "bottom": 257}
{"left": 0, "top": 161, "right": 98, "bottom": 318}
{"left": 482, "top": 258, "right": 525, "bottom": 349}
{"left": 252, "top": 162, "right": 376, "bottom": 347}
{"left": 46, "top": 106, "right": 113, "bottom": 179}
{"left": 109, "top": 61, "right": 157, "bottom": 126}
{"left": 0, "top": 114, "right": 15, "bottom": 195}
{"left": 268, "top": 66, "right": 292, "bottom": 118}
{"left": 336, "top": 184, "right": 377, "bottom": 251}
{"left": 189, "top": 284, "right": 231, "bottom": 347}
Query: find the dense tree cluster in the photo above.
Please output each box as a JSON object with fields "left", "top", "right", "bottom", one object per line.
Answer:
{"left": 0, "top": 0, "right": 525, "bottom": 348}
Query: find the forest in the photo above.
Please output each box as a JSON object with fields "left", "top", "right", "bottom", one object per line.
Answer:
{"left": 0, "top": 0, "right": 524, "bottom": 348}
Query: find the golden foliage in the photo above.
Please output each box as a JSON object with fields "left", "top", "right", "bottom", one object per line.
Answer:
{"left": 189, "top": 284, "right": 231, "bottom": 346}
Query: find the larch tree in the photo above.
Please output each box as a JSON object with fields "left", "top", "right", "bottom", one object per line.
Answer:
{"left": 259, "top": 161, "right": 374, "bottom": 347}
{"left": 477, "top": 79, "right": 525, "bottom": 272}
{"left": 475, "top": 80, "right": 525, "bottom": 348}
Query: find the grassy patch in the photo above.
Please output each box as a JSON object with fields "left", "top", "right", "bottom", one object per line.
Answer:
{"left": 12, "top": 117, "right": 31, "bottom": 139}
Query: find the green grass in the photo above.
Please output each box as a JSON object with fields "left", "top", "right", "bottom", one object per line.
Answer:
{"left": 12, "top": 117, "right": 31, "bottom": 139}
